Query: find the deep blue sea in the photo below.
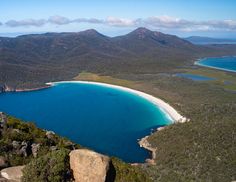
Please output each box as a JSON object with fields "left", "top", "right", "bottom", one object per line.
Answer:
{"left": 0, "top": 82, "right": 172, "bottom": 163}
{"left": 196, "top": 56, "right": 236, "bottom": 72}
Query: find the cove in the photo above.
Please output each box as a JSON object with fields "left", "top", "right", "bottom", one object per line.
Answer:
{"left": 0, "top": 82, "right": 172, "bottom": 163}
{"left": 196, "top": 56, "right": 236, "bottom": 73}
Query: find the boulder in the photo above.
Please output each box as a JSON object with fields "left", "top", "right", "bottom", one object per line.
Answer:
{"left": 0, "top": 166, "right": 24, "bottom": 182}
{"left": 0, "top": 156, "right": 8, "bottom": 169}
{"left": 50, "top": 146, "right": 58, "bottom": 151}
{"left": 69, "top": 149, "right": 114, "bottom": 182}
{"left": 18, "top": 141, "right": 31, "bottom": 157}
{"left": 0, "top": 177, "right": 7, "bottom": 182}
{"left": 12, "top": 141, "right": 21, "bottom": 150}
{"left": 31, "top": 143, "right": 40, "bottom": 158}
{"left": 46, "top": 131, "right": 55, "bottom": 140}
{"left": 0, "top": 112, "right": 7, "bottom": 130}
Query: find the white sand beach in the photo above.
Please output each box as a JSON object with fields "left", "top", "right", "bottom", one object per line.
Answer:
{"left": 47, "top": 81, "right": 186, "bottom": 123}
{"left": 47, "top": 80, "right": 187, "bottom": 164}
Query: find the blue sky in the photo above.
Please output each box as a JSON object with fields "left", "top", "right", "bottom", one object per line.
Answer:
{"left": 1, "top": 0, "right": 236, "bottom": 38}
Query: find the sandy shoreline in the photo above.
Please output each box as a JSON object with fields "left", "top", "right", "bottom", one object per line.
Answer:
{"left": 47, "top": 80, "right": 187, "bottom": 164}
{"left": 47, "top": 81, "right": 186, "bottom": 123}
{"left": 0, "top": 85, "right": 51, "bottom": 93}
{"left": 195, "top": 56, "right": 236, "bottom": 73}
{"left": 2, "top": 80, "right": 186, "bottom": 164}
{"left": 195, "top": 61, "right": 236, "bottom": 73}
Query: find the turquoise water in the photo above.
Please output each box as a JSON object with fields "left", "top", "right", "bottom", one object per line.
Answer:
{"left": 175, "top": 73, "right": 215, "bottom": 81}
{"left": 0, "top": 82, "right": 172, "bottom": 163}
{"left": 196, "top": 56, "right": 236, "bottom": 73}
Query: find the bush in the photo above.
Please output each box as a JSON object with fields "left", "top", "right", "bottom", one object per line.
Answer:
{"left": 22, "top": 149, "right": 72, "bottom": 182}
{"left": 111, "top": 157, "right": 151, "bottom": 182}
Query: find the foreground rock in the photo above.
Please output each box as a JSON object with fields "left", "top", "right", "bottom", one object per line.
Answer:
{"left": 0, "top": 157, "right": 8, "bottom": 170}
{"left": 0, "top": 166, "right": 24, "bottom": 182}
{"left": 70, "top": 149, "right": 115, "bottom": 182}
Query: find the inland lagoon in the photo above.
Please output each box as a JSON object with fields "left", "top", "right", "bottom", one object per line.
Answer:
{"left": 175, "top": 73, "right": 215, "bottom": 81}
{"left": 0, "top": 81, "right": 183, "bottom": 163}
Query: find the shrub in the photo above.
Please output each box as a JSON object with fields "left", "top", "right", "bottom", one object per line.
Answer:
{"left": 111, "top": 157, "right": 151, "bottom": 182}
{"left": 22, "top": 149, "right": 72, "bottom": 182}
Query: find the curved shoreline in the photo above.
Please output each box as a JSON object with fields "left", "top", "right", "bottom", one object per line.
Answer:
{"left": 47, "top": 81, "right": 186, "bottom": 123}
{"left": 195, "top": 57, "right": 236, "bottom": 73}
{"left": 47, "top": 81, "right": 187, "bottom": 164}
{"left": 0, "top": 85, "right": 51, "bottom": 93}
{"left": 2, "top": 80, "right": 186, "bottom": 164}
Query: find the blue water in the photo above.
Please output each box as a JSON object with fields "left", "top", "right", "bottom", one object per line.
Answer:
{"left": 196, "top": 56, "right": 236, "bottom": 73}
{"left": 175, "top": 73, "right": 215, "bottom": 81}
{"left": 0, "top": 82, "right": 172, "bottom": 163}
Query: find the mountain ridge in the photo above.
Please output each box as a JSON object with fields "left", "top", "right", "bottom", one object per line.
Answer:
{"left": 1, "top": 27, "right": 236, "bottom": 89}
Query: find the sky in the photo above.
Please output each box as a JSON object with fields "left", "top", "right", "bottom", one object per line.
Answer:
{"left": 1, "top": 0, "right": 236, "bottom": 38}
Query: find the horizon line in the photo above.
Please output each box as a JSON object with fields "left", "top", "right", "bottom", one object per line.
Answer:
{"left": 1, "top": 27, "right": 236, "bottom": 39}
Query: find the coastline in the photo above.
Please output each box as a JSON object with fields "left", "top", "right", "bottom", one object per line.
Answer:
{"left": 47, "top": 81, "right": 186, "bottom": 123}
{"left": 47, "top": 81, "right": 187, "bottom": 164}
{"left": 1, "top": 80, "right": 186, "bottom": 164}
{"left": 0, "top": 85, "right": 51, "bottom": 93}
{"left": 15, "top": 85, "right": 51, "bottom": 92}
{"left": 195, "top": 57, "right": 236, "bottom": 73}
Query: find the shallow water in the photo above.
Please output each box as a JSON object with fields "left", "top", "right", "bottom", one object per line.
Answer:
{"left": 175, "top": 73, "right": 215, "bottom": 81}
{"left": 196, "top": 56, "right": 236, "bottom": 73}
{"left": 0, "top": 82, "right": 172, "bottom": 162}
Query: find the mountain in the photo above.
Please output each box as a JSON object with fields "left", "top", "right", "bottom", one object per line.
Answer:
{"left": 113, "top": 27, "right": 201, "bottom": 56}
{"left": 114, "top": 27, "right": 193, "bottom": 49}
{"left": 185, "top": 36, "right": 236, "bottom": 45}
{"left": 0, "top": 28, "right": 236, "bottom": 89}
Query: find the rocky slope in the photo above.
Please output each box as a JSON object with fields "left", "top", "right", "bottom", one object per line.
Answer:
{"left": 0, "top": 112, "right": 151, "bottom": 182}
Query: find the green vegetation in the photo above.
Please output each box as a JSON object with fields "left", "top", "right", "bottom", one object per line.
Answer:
{"left": 74, "top": 72, "right": 134, "bottom": 87}
{"left": 0, "top": 115, "right": 78, "bottom": 181}
{"left": 131, "top": 74, "right": 236, "bottom": 182}
{"left": 1, "top": 28, "right": 236, "bottom": 90}
{"left": 111, "top": 158, "right": 151, "bottom": 182}
{"left": 76, "top": 72, "right": 236, "bottom": 182}
{"left": 22, "top": 149, "right": 71, "bottom": 182}
{"left": 0, "top": 114, "right": 152, "bottom": 181}
{"left": 1, "top": 28, "right": 236, "bottom": 181}
{"left": 181, "top": 67, "right": 236, "bottom": 91}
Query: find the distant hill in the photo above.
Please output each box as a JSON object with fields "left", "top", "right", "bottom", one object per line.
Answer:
{"left": 1, "top": 28, "right": 236, "bottom": 89}
{"left": 185, "top": 36, "right": 236, "bottom": 45}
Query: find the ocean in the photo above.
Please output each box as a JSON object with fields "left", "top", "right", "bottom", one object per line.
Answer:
{"left": 0, "top": 82, "right": 172, "bottom": 162}
{"left": 196, "top": 56, "right": 236, "bottom": 73}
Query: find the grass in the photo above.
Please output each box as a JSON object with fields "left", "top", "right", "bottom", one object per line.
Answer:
{"left": 1, "top": 68, "right": 236, "bottom": 182}
{"left": 179, "top": 67, "right": 236, "bottom": 91}
{"left": 74, "top": 71, "right": 135, "bottom": 87}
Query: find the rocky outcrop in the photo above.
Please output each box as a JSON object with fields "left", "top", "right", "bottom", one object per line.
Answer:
{"left": 138, "top": 136, "right": 156, "bottom": 165}
{"left": 0, "top": 157, "right": 8, "bottom": 170}
{"left": 69, "top": 149, "right": 115, "bottom": 182}
{"left": 0, "top": 166, "right": 25, "bottom": 182}
{"left": 0, "top": 85, "right": 15, "bottom": 93}
{"left": 45, "top": 131, "right": 55, "bottom": 139}
{"left": 0, "top": 112, "right": 7, "bottom": 131}
{"left": 31, "top": 143, "right": 40, "bottom": 158}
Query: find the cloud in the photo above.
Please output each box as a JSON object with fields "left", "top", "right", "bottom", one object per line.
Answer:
{"left": 5, "top": 19, "right": 46, "bottom": 27}
{"left": 140, "top": 16, "right": 236, "bottom": 31}
{"left": 105, "top": 17, "right": 135, "bottom": 27}
{"left": 73, "top": 18, "right": 103, "bottom": 24}
{"left": 2, "top": 15, "right": 236, "bottom": 32}
{"left": 48, "top": 15, "right": 71, "bottom": 25}
{"left": 0, "top": 22, "right": 2, "bottom": 26}
{"left": 142, "top": 16, "right": 192, "bottom": 29}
